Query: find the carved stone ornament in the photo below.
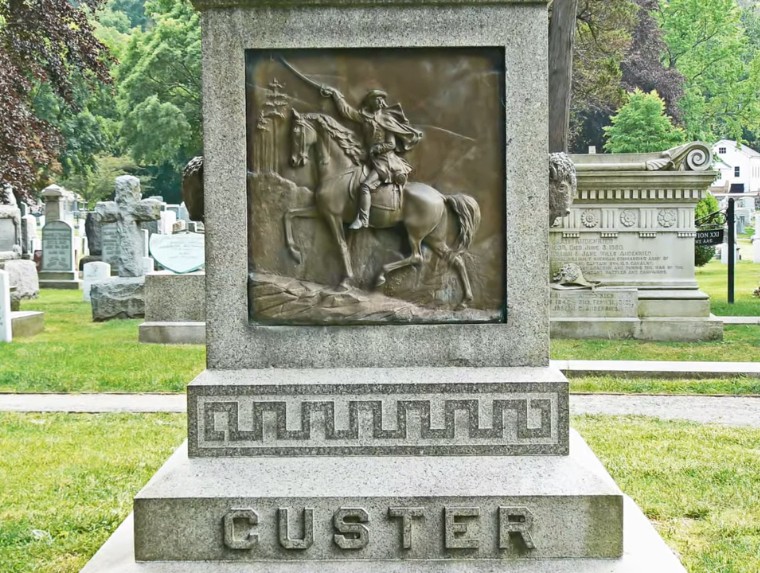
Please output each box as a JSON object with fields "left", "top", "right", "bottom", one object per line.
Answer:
{"left": 580, "top": 209, "right": 599, "bottom": 229}
{"left": 619, "top": 209, "right": 637, "bottom": 228}
{"left": 551, "top": 263, "right": 599, "bottom": 290}
{"left": 246, "top": 48, "right": 506, "bottom": 325}
{"left": 549, "top": 152, "right": 576, "bottom": 227}
{"left": 657, "top": 209, "right": 677, "bottom": 228}
{"left": 645, "top": 142, "right": 712, "bottom": 172}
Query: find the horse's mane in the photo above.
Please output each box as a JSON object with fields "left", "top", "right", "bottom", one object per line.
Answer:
{"left": 303, "top": 113, "right": 364, "bottom": 166}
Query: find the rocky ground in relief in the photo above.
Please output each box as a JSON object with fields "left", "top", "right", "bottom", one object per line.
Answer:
{"left": 249, "top": 272, "right": 501, "bottom": 325}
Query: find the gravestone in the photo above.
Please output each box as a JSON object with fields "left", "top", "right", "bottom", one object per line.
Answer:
{"left": 38, "top": 220, "right": 80, "bottom": 289}
{"left": 100, "top": 222, "right": 120, "bottom": 270}
{"left": 82, "top": 261, "right": 111, "bottom": 302}
{"left": 753, "top": 213, "right": 760, "bottom": 264}
{"left": 550, "top": 144, "right": 723, "bottom": 341}
{"left": 84, "top": 1, "right": 685, "bottom": 572}
{"left": 0, "top": 269, "right": 11, "bottom": 342}
{"left": 89, "top": 176, "right": 161, "bottom": 321}
{"left": 20, "top": 214, "right": 38, "bottom": 258}
{"left": 139, "top": 233, "right": 206, "bottom": 344}
{"left": 159, "top": 210, "right": 177, "bottom": 235}
{"left": 0, "top": 185, "right": 21, "bottom": 261}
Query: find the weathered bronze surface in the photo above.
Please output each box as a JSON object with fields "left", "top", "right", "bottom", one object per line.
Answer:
{"left": 246, "top": 48, "right": 506, "bottom": 325}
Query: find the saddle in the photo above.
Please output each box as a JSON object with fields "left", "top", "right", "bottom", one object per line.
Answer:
{"left": 349, "top": 166, "right": 403, "bottom": 212}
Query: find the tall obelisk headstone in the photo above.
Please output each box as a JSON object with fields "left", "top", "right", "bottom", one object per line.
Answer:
{"left": 83, "top": 1, "right": 685, "bottom": 571}
{"left": 38, "top": 185, "right": 80, "bottom": 289}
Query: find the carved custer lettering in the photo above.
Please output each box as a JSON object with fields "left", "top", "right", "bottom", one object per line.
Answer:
{"left": 333, "top": 507, "right": 370, "bottom": 550}
{"left": 223, "top": 508, "right": 258, "bottom": 550}
{"left": 278, "top": 507, "right": 314, "bottom": 550}
{"left": 388, "top": 507, "right": 425, "bottom": 549}
{"left": 444, "top": 507, "right": 480, "bottom": 549}
{"left": 499, "top": 506, "right": 536, "bottom": 550}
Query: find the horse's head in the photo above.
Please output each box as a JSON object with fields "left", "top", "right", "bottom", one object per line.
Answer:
{"left": 290, "top": 109, "right": 317, "bottom": 168}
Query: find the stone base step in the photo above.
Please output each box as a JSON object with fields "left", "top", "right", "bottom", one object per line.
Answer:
{"left": 82, "top": 433, "right": 684, "bottom": 572}
{"left": 139, "top": 321, "right": 206, "bottom": 344}
{"left": 551, "top": 316, "right": 724, "bottom": 341}
{"left": 38, "top": 280, "right": 81, "bottom": 290}
{"left": 139, "top": 432, "right": 621, "bottom": 562}
{"left": 10, "top": 311, "right": 44, "bottom": 337}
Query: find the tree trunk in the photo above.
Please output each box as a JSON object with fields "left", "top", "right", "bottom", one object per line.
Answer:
{"left": 549, "top": 0, "right": 578, "bottom": 153}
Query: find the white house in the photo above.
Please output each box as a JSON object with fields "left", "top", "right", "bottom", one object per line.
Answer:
{"left": 712, "top": 140, "right": 760, "bottom": 193}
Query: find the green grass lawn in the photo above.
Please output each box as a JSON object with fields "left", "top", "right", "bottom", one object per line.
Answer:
{"left": 1, "top": 412, "right": 757, "bottom": 573}
{"left": 551, "top": 324, "right": 759, "bottom": 363}
{"left": 570, "top": 375, "right": 760, "bottom": 395}
{"left": 697, "top": 257, "right": 760, "bottom": 316}
{"left": 0, "top": 290, "right": 205, "bottom": 393}
{"left": 576, "top": 416, "right": 760, "bottom": 573}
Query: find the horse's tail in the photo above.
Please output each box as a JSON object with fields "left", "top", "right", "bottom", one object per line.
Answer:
{"left": 444, "top": 194, "right": 481, "bottom": 252}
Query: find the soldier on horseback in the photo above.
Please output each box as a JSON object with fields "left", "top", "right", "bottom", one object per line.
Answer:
{"left": 322, "top": 87, "right": 423, "bottom": 229}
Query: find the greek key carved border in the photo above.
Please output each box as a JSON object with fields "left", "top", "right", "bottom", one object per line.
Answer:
{"left": 189, "top": 384, "right": 568, "bottom": 457}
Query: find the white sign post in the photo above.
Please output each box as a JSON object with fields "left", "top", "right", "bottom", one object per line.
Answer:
{"left": 0, "top": 270, "right": 12, "bottom": 342}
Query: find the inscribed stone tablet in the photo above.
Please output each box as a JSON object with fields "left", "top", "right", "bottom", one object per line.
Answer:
{"left": 150, "top": 234, "right": 205, "bottom": 274}
{"left": 0, "top": 219, "right": 16, "bottom": 251}
{"left": 101, "top": 223, "right": 120, "bottom": 266}
{"left": 0, "top": 270, "right": 11, "bottom": 342}
{"left": 550, "top": 289, "right": 638, "bottom": 318}
{"left": 41, "top": 221, "right": 73, "bottom": 272}
{"left": 246, "top": 48, "right": 506, "bottom": 325}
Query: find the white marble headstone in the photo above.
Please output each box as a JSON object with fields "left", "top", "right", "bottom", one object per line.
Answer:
{"left": 160, "top": 211, "right": 177, "bottom": 235}
{"left": 82, "top": 261, "right": 111, "bottom": 302}
{"left": 150, "top": 233, "right": 205, "bottom": 274}
{"left": 0, "top": 269, "right": 11, "bottom": 342}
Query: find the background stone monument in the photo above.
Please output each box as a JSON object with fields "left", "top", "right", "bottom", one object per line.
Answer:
{"left": 550, "top": 144, "right": 723, "bottom": 341}
{"left": 0, "top": 269, "right": 11, "bottom": 342}
{"left": 0, "top": 185, "right": 22, "bottom": 261}
{"left": 89, "top": 176, "right": 161, "bottom": 321}
{"left": 38, "top": 207, "right": 80, "bottom": 290}
{"left": 84, "top": 1, "right": 684, "bottom": 571}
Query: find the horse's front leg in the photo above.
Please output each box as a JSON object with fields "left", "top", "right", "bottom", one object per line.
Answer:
{"left": 324, "top": 214, "right": 354, "bottom": 290}
{"left": 283, "top": 206, "right": 319, "bottom": 263}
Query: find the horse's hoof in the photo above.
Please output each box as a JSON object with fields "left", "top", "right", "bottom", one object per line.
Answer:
{"left": 456, "top": 298, "right": 472, "bottom": 311}
{"left": 289, "top": 249, "right": 302, "bottom": 264}
{"left": 375, "top": 275, "right": 386, "bottom": 289}
{"left": 338, "top": 279, "right": 352, "bottom": 291}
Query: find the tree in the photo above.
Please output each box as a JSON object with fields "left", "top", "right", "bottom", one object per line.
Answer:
{"left": 657, "top": 0, "right": 760, "bottom": 142}
{"left": 620, "top": 0, "right": 685, "bottom": 121}
{"left": 0, "top": 0, "right": 113, "bottom": 203}
{"left": 694, "top": 192, "right": 720, "bottom": 266}
{"left": 568, "top": 0, "right": 639, "bottom": 151}
{"left": 117, "top": 0, "right": 201, "bottom": 201}
{"left": 603, "top": 89, "right": 686, "bottom": 153}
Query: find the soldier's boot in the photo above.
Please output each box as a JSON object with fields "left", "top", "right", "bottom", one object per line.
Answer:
{"left": 349, "top": 185, "right": 371, "bottom": 229}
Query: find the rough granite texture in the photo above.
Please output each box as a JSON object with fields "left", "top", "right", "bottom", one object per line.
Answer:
{"left": 90, "top": 277, "right": 146, "bottom": 321}
{"left": 198, "top": 3, "right": 550, "bottom": 369}
{"left": 144, "top": 271, "right": 206, "bottom": 322}
{"left": 187, "top": 367, "right": 569, "bottom": 457}
{"left": 132, "top": 432, "right": 622, "bottom": 562}
{"left": 2, "top": 259, "right": 39, "bottom": 306}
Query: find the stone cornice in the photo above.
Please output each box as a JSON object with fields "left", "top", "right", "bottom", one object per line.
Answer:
{"left": 575, "top": 170, "right": 718, "bottom": 203}
{"left": 191, "top": 0, "right": 547, "bottom": 10}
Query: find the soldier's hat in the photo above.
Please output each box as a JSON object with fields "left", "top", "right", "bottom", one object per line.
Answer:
{"left": 362, "top": 89, "right": 388, "bottom": 107}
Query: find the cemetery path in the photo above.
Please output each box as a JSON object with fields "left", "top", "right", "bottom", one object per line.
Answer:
{"left": 0, "top": 392, "right": 758, "bottom": 427}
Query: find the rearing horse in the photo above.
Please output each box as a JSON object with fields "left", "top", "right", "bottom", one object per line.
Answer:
{"left": 285, "top": 109, "right": 481, "bottom": 309}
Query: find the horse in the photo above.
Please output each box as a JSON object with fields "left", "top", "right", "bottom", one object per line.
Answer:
{"left": 284, "top": 109, "right": 481, "bottom": 309}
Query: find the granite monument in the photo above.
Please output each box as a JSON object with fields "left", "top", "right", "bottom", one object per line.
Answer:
{"left": 83, "top": 1, "right": 685, "bottom": 572}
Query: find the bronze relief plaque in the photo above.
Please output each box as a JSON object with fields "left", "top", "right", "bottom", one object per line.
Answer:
{"left": 246, "top": 48, "right": 506, "bottom": 325}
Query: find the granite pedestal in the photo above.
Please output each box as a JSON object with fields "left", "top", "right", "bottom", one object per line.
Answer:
{"left": 138, "top": 271, "right": 206, "bottom": 344}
